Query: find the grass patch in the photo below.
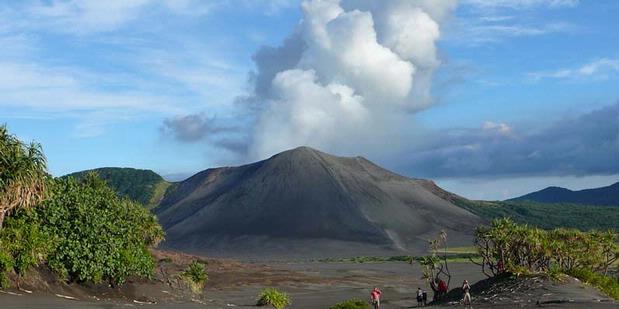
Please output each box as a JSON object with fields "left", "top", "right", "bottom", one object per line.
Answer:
{"left": 330, "top": 298, "right": 370, "bottom": 309}
{"left": 444, "top": 246, "right": 477, "bottom": 254}
{"left": 257, "top": 288, "right": 291, "bottom": 309}
{"left": 566, "top": 268, "right": 619, "bottom": 300}
{"left": 316, "top": 253, "right": 480, "bottom": 264}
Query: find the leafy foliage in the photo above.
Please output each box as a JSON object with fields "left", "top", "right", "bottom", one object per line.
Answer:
{"left": 566, "top": 268, "right": 619, "bottom": 300}
{"left": 0, "top": 124, "right": 48, "bottom": 228}
{"left": 181, "top": 261, "right": 208, "bottom": 294}
{"left": 0, "top": 126, "right": 164, "bottom": 288}
{"left": 0, "top": 249, "right": 13, "bottom": 288}
{"left": 455, "top": 199, "right": 619, "bottom": 231}
{"left": 0, "top": 212, "right": 51, "bottom": 284}
{"left": 330, "top": 299, "right": 370, "bottom": 309}
{"left": 257, "top": 288, "right": 292, "bottom": 309}
{"left": 473, "top": 218, "right": 619, "bottom": 278}
{"left": 65, "top": 167, "right": 171, "bottom": 209}
{"left": 38, "top": 174, "right": 164, "bottom": 285}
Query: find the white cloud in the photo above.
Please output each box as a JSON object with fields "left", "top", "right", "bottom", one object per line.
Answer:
{"left": 449, "top": 14, "right": 576, "bottom": 45}
{"left": 464, "top": 0, "right": 579, "bottom": 9}
{"left": 247, "top": 0, "right": 457, "bottom": 159}
{"left": 471, "top": 22, "right": 571, "bottom": 39}
{"left": 0, "top": 62, "right": 179, "bottom": 113}
{"left": 2, "top": 1, "right": 292, "bottom": 35}
{"left": 482, "top": 121, "right": 513, "bottom": 136}
{"left": 26, "top": 0, "right": 153, "bottom": 33}
{"left": 529, "top": 58, "right": 619, "bottom": 81}
{"left": 251, "top": 69, "right": 369, "bottom": 157}
{"left": 451, "top": 0, "right": 578, "bottom": 45}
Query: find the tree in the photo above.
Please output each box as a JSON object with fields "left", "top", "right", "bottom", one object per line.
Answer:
{"left": 418, "top": 231, "right": 452, "bottom": 300}
{"left": 0, "top": 125, "right": 48, "bottom": 228}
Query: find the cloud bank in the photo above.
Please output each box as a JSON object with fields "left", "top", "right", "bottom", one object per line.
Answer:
{"left": 399, "top": 102, "right": 619, "bottom": 178}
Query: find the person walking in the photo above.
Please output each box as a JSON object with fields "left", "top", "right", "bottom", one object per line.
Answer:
{"left": 422, "top": 289, "right": 428, "bottom": 306}
{"left": 370, "top": 287, "right": 382, "bottom": 309}
{"left": 462, "top": 280, "right": 472, "bottom": 308}
{"left": 416, "top": 287, "right": 424, "bottom": 307}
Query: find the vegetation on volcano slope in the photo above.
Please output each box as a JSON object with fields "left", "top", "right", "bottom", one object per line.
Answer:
{"left": 455, "top": 199, "right": 619, "bottom": 231}
{"left": 66, "top": 167, "right": 172, "bottom": 209}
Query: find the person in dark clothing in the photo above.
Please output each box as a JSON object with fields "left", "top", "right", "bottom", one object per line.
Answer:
{"left": 416, "top": 287, "right": 423, "bottom": 307}
{"left": 422, "top": 289, "right": 428, "bottom": 306}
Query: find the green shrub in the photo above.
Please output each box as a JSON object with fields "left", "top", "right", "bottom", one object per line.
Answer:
{"left": 567, "top": 268, "right": 619, "bottom": 300}
{"left": 181, "top": 261, "right": 207, "bottom": 294}
{"left": 37, "top": 174, "right": 164, "bottom": 285}
{"left": 544, "top": 264, "right": 566, "bottom": 282}
{"left": 0, "top": 249, "right": 13, "bottom": 288}
{"left": 0, "top": 212, "right": 51, "bottom": 283}
{"left": 257, "top": 288, "right": 291, "bottom": 309}
{"left": 330, "top": 298, "right": 370, "bottom": 309}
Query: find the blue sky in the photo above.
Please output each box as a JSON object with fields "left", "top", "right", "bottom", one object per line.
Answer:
{"left": 1, "top": 0, "right": 618, "bottom": 200}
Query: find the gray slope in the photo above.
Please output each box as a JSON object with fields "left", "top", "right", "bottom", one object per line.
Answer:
{"left": 155, "top": 147, "right": 481, "bottom": 258}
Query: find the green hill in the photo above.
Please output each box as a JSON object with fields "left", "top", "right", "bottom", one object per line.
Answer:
{"left": 454, "top": 198, "right": 619, "bottom": 231}
{"left": 64, "top": 167, "right": 172, "bottom": 209}
{"left": 510, "top": 182, "right": 619, "bottom": 206}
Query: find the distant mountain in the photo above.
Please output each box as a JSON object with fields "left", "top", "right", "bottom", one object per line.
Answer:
{"left": 65, "top": 167, "right": 172, "bottom": 209}
{"left": 154, "top": 146, "right": 482, "bottom": 258}
{"left": 510, "top": 182, "right": 619, "bottom": 206}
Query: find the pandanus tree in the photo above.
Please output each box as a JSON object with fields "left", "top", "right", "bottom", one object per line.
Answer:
{"left": 474, "top": 218, "right": 619, "bottom": 277}
{"left": 418, "top": 230, "right": 452, "bottom": 300}
{"left": 0, "top": 125, "right": 48, "bottom": 228}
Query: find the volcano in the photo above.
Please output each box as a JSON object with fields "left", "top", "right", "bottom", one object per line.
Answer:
{"left": 155, "top": 147, "right": 482, "bottom": 258}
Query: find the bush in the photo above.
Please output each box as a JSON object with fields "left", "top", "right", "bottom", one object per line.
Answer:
{"left": 330, "top": 298, "right": 370, "bottom": 309}
{"left": 0, "top": 212, "right": 51, "bottom": 286}
{"left": 181, "top": 261, "right": 207, "bottom": 294}
{"left": 257, "top": 288, "right": 291, "bottom": 309}
{"left": 37, "top": 174, "right": 164, "bottom": 285}
{"left": 567, "top": 268, "right": 619, "bottom": 300}
{"left": 0, "top": 249, "right": 13, "bottom": 288}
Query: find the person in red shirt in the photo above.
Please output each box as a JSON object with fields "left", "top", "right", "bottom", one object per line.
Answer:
{"left": 438, "top": 279, "right": 448, "bottom": 299}
{"left": 370, "top": 287, "right": 382, "bottom": 309}
{"left": 497, "top": 259, "right": 505, "bottom": 274}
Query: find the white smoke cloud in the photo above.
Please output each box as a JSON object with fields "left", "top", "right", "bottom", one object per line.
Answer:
{"left": 248, "top": 0, "right": 457, "bottom": 159}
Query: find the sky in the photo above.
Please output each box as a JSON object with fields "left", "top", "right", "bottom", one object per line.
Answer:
{"left": 1, "top": 0, "right": 618, "bottom": 200}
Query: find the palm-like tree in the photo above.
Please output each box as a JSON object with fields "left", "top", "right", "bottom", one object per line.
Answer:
{"left": 0, "top": 125, "right": 48, "bottom": 228}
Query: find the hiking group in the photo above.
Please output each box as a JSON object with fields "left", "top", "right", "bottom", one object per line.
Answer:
{"left": 369, "top": 278, "right": 471, "bottom": 308}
